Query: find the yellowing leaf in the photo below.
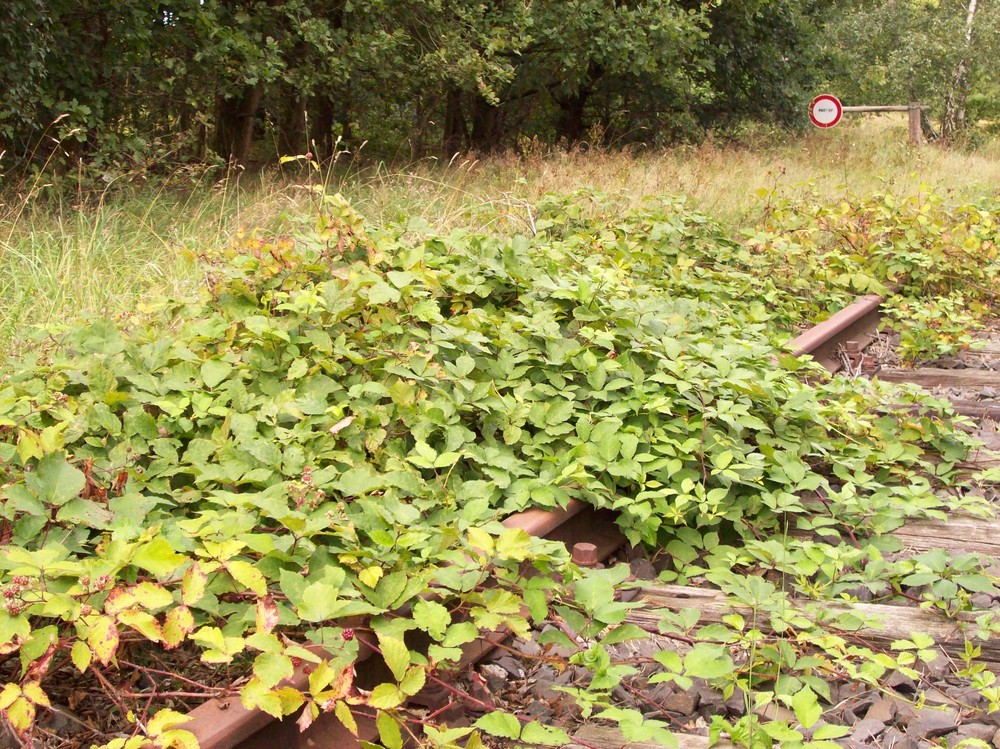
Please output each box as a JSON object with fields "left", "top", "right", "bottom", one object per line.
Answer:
{"left": 412, "top": 599, "right": 450, "bottom": 641}
{"left": 21, "top": 682, "right": 49, "bottom": 707}
{"left": 162, "top": 606, "right": 195, "bottom": 649}
{"left": 467, "top": 527, "right": 494, "bottom": 555}
{"left": 254, "top": 652, "right": 294, "bottom": 689}
{"left": 328, "top": 415, "right": 355, "bottom": 435}
{"left": 147, "top": 708, "right": 191, "bottom": 735}
{"left": 226, "top": 560, "right": 268, "bottom": 597}
{"left": 495, "top": 528, "right": 532, "bottom": 561}
{"left": 0, "top": 683, "right": 20, "bottom": 710}
{"left": 133, "top": 537, "right": 187, "bottom": 578}
{"left": 255, "top": 596, "right": 280, "bottom": 634}
{"left": 4, "top": 696, "right": 34, "bottom": 733}
{"left": 181, "top": 563, "right": 208, "bottom": 605}
{"left": 117, "top": 610, "right": 164, "bottom": 643}
{"left": 71, "top": 640, "right": 92, "bottom": 673}
{"left": 158, "top": 729, "right": 200, "bottom": 749}
{"left": 358, "top": 566, "right": 383, "bottom": 588}
{"left": 399, "top": 666, "right": 426, "bottom": 697}
{"left": 334, "top": 701, "right": 358, "bottom": 736}
{"left": 377, "top": 711, "right": 403, "bottom": 749}
{"left": 87, "top": 616, "right": 120, "bottom": 665}
{"left": 16, "top": 429, "right": 42, "bottom": 463}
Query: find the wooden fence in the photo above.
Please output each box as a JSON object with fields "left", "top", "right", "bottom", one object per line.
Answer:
{"left": 842, "top": 102, "right": 930, "bottom": 145}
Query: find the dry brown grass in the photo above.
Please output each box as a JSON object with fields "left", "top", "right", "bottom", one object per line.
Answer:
{"left": 333, "top": 116, "right": 1000, "bottom": 230}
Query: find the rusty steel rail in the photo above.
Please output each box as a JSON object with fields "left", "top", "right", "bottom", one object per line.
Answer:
{"left": 180, "top": 295, "right": 890, "bottom": 749}
{"left": 787, "top": 294, "right": 884, "bottom": 373}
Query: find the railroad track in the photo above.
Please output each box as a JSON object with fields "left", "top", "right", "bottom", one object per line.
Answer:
{"left": 174, "top": 295, "right": 1000, "bottom": 749}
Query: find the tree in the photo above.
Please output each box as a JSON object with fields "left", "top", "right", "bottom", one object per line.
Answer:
{"left": 942, "top": 0, "right": 978, "bottom": 138}
{"left": 826, "top": 0, "right": 1000, "bottom": 141}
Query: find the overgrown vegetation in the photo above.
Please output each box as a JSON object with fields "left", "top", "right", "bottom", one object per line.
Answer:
{"left": 1, "top": 183, "right": 998, "bottom": 748}
{"left": 5, "top": 119, "right": 1000, "bottom": 358}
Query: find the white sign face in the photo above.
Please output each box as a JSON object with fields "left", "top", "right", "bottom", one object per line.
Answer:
{"left": 809, "top": 95, "right": 843, "bottom": 128}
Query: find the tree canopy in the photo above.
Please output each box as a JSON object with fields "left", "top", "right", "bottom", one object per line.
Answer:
{"left": 0, "top": 0, "right": 996, "bottom": 171}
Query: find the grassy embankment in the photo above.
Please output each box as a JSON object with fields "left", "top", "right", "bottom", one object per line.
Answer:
{"left": 2, "top": 116, "right": 999, "bottom": 357}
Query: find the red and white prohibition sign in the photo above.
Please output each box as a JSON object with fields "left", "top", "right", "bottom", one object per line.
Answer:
{"left": 809, "top": 94, "right": 843, "bottom": 128}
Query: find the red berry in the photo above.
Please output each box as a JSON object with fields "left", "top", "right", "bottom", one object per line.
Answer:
{"left": 341, "top": 628, "right": 355, "bottom": 642}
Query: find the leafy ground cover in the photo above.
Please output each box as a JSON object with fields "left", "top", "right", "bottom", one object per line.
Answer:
{"left": 0, "top": 185, "right": 998, "bottom": 748}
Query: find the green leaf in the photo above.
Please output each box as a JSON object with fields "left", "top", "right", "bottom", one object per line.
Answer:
{"left": 368, "top": 684, "right": 406, "bottom": 709}
{"left": 601, "top": 623, "right": 648, "bottom": 645}
{"left": 520, "top": 721, "right": 570, "bottom": 746}
{"left": 683, "top": 643, "right": 733, "bottom": 680}
{"left": 453, "top": 354, "right": 475, "bottom": 377}
{"left": 574, "top": 574, "right": 615, "bottom": 614}
{"left": 791, "top": 685, "right": 822, "bottom": 729}
{"left": 812, "top": 724, "right": 851, "bottom": 739}
{"left": 27, "top": 454, "right": 85, "bottom": 506}
{"left": 201, "top": 359, "right": 233, "bottom": 388}
{"left": 442, "top": 622, "right": 478, "bottom": 647}
{"left": 254, "top": 652, "right": 294, "bottom": 689}
{"left": 413, "top": 599, "right": 451, "bottom": 641}
{"left": 474, "top": 711, "right": 521, "bottom": 740}
{"left": 955, "top": 574, "right": 996, "bottom": 594}
{"left": 378, "top": 635, "right": 411, "bottom": 682}
{"left": 376, "top": 711, "right": 403, "bottom": 749}
{"left": 133, "top": 537, "right": 187, "bottom": 578}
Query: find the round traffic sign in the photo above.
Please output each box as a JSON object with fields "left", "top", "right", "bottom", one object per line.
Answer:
{"left": 809, "top": 95, "right": 843, "bottom": 128}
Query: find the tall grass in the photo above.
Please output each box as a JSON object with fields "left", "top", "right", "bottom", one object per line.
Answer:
{"left": 2, "top": 115, "right": 999, "bottom": 356}
{"left": 0, "top": 173, "right": 303, "bottom": 355}
{"left": 335, "top": 116, "right": 1000, "bottom": 229}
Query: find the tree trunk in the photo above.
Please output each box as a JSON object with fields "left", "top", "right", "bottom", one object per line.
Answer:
{"left": 554, "top": 62, "right": 603, "bottom": 143}
{"left": 411, "top": 95, "right": 430, "bottom": 159}
{"left": 277, "top": 91, "right": 307, "bottom": 156}
{"left": 941, "top": 0, "right": 978, "bottom": 141}
{"left": 556, "top": 90, "right": 589, "bottom": 143}
{"left": 213, "top": 84, "right": 263, "bottom": 164}
{"left": 442, "top": 87, "right": 467, "bottom": 156}
{"left": 469, "top": 96, "right": 502, "bottom": 153}
{"left": 339, "top": 88, "right": 353, "bottom": 150}
{"left": 310, "top": 96, "right": 336, "bottom": 161}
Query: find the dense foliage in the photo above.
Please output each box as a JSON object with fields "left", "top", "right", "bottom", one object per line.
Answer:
{"left": 827, "top": 0, "right": 1000, "bottom": 140}
{"left": 4, "top": 0, "right": 999, "bottom": 174}
{"left": 0, "top": 0, "right": 841, "bottom": 171}
{"left": 1, "top": 190, "right": 997, "bottom": 747}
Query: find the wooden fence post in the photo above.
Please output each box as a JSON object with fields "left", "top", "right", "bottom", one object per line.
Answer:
{"left": 908, "top": 102, "right": 923, "bottom": 146}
